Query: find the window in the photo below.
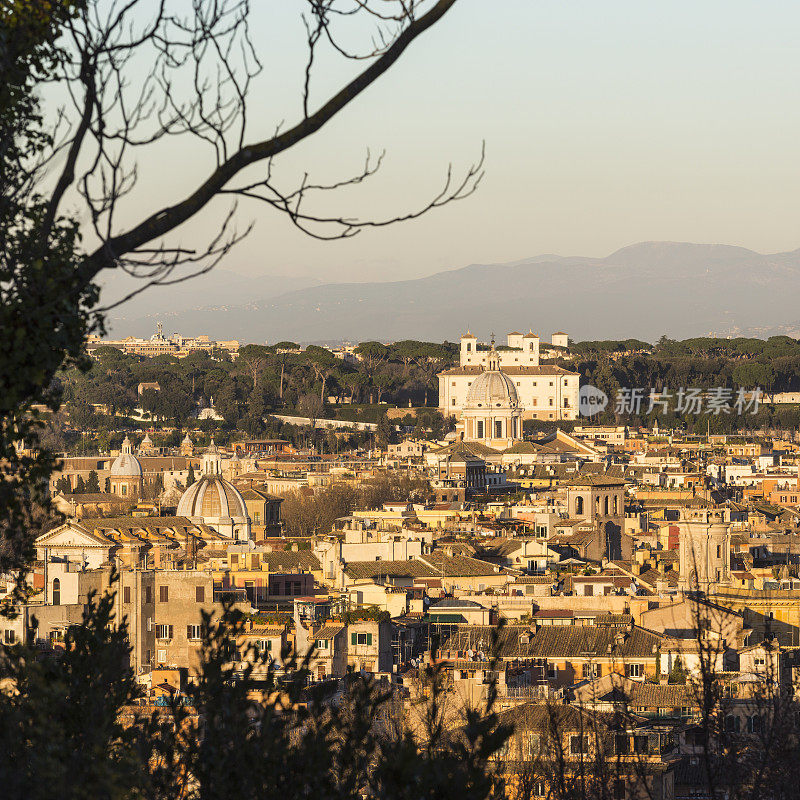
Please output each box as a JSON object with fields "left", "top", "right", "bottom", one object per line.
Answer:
{"left": 476, "top": 421, "right": 484, "bottom": 438}
{"left": 145, "top": 586, "right": 152, "bottom": 604}
{"left": 533, "top": 782, "right": 546, "bottom": 798}
{"left": 523, "top": 733, "right": 541, "bottom": 759}
{"left": 492, "top": 738, "right": 510, "bottom": 760}
{"left": 4, "top": 629, "right": 15, "bottom": 644}
{"left": 582, "top": 663, "right": 598, "bottom": 679}
{"left": 157, "top": 649, "right": 166, "bottom": 664}
{"left": 495, "top": 420, "right": 503, "bottom": 438}
{"left": 147, "top": 617, "right": 153, "bottom": 632}
{"left": 187, "top": 625, "right": 202, "bottom": 641}
{"left": 159, "top": 586, "right": 169, "bottom": 603}
{"left": 748, "top": 715, "right": 763, "bottom": 734}
{"left": 351, "top": 632, "right": 373, "bottom": 646}
{"left": 633, "top": 735, "right": 649, "bottom": 754}
{"left": 627, "top": 663, "right": 643, "bottom": 678}
{"left": 614, "top": 734, "right": 630, "bottom": 755}
{"left": 155, "top": 624, "right": 174, "bottom": 640}
{"left": 52, "top": 578, "right": 60, "bottom": 606}
{"left": 256, "top": 639, "right": 272, "bottom": 653}
{"left": 452, "top": 399, "right": 456, "bottom": 406}
{"left": 570, "top": 735, "right": 589, "bottom": 755}
{"left": 316, "top": 639, "right": 329, "bottom": 650}
{"left": 123, "top": 586, "right": 131, "bottom": 604}
{"left": 549, "top": 398, "right": 554, "bottom": 406}
{"left": 196, "top": 585, "right": 205, "bottom": 603}
{"left": 717, "top": 545, "right": 722, "bottom": 558}
{"left": 253, "top": 512, "right": 260, "bottom": 524}
{"left": 575, "top": 496, "right": 584, "bottom": 515}
{"left": 725, "top": 714, "right": 740, "bottom": 732}
{"left": 230, "top": 553, "right": 239, "bottom": 567}
{"left": 613, "top": 779, "right": 626, "bottom": 800}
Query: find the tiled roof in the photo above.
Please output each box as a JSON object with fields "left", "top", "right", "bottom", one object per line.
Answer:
{"left": 478, "top": 539, "right": 522, "bottom": 558}
{"left": 565, "top": 475, "right": 627, "bottom": 487}
{"left": 496, "top": 702, "right": 628, "bottom": 733}
{"left": 430, "top": 441, "right": 498, "bottom": 458}
{"left": 626, "top": 683, "right": 694, "bottom": 708}
{"left": 441, "top": 623, "right": 662, "bottom": 660}
{"left": 312, "top": 623, "right": 345, "bottom": 641}
{"left": 343, "top": 559, "right": 439, "bottom": 580}
{"left": 422, "top": 552, "right": 504, "bottom": 577}
{"left": 263, "top": 552, "right": 320, "bottom": 571}
{"left": 430, "top": 597, "right": 485, "bottom": 609}
{"left": 247, "top": 625, "right": 286, "bottom": 636}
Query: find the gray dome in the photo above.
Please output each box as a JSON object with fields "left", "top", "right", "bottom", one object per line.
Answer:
{"left": 177, "top": 476, "right": 248, "bottom": 521}
{"left": 110, "top": 451, "right": 142, "bottom": 478}
{"left": 464, "top": 370, "right": 519, "bottom": 410}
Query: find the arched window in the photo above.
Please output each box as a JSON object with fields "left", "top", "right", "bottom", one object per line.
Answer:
{"left": 52, "top": 578, "right": 61, "bottom": 606}
{"left": 604, "top": 496, "right": 610, "bottom": 515}
{"left": 725, "top": 714, "right": 740, "bottom": 732}
{"left": 575, "top": 496, "right": 584, "bottom": 516}
{"left": 613, "top": 495, "right": 619, "bottom": 515}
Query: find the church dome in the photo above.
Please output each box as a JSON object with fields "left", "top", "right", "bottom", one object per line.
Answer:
{"left": 464, "top": 370, "right": 519, "bottom": 410}
{"left": 110, "top": 436, "right": 143, "bottom": 477}
{"left": 175, "top": 438, "right": 250, "bottom": 539}
{"left": 176, "top": 476, "right": 248, "bottom": 520}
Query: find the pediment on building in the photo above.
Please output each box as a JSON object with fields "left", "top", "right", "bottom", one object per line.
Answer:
{"left": 35, "top": 522, "right": 115, "bottom": 549}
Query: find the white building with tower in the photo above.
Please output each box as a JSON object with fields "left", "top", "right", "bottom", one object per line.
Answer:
{"left": 439, "top": 330, "right": 580, "bottom": 421}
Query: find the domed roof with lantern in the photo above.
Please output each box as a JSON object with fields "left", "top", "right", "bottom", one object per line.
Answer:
{"left": 176, "top": 439, "right": 250, "bottom": 540}
{"left": 464, "top": 339, "right": 520, "bottom": 412}
{"left": 109, "top": 436, "right": 143, "bottom": 477}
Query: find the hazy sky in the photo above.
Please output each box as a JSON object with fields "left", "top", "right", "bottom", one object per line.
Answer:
{"left": 99, "top": 0, "right": 800, "bottom": 299}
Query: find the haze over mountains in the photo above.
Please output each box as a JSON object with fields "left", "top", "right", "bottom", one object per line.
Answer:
{"left": 104, "top": 242, "right": 800, "bottom": 344}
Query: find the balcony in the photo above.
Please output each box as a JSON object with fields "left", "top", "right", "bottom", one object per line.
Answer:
{"left": 213, "top": 588, "right": 249, "bottom": 603}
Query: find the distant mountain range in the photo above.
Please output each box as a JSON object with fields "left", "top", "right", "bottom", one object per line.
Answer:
{"left": 103, "top": 242, "right": 800, "bottom": 344}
